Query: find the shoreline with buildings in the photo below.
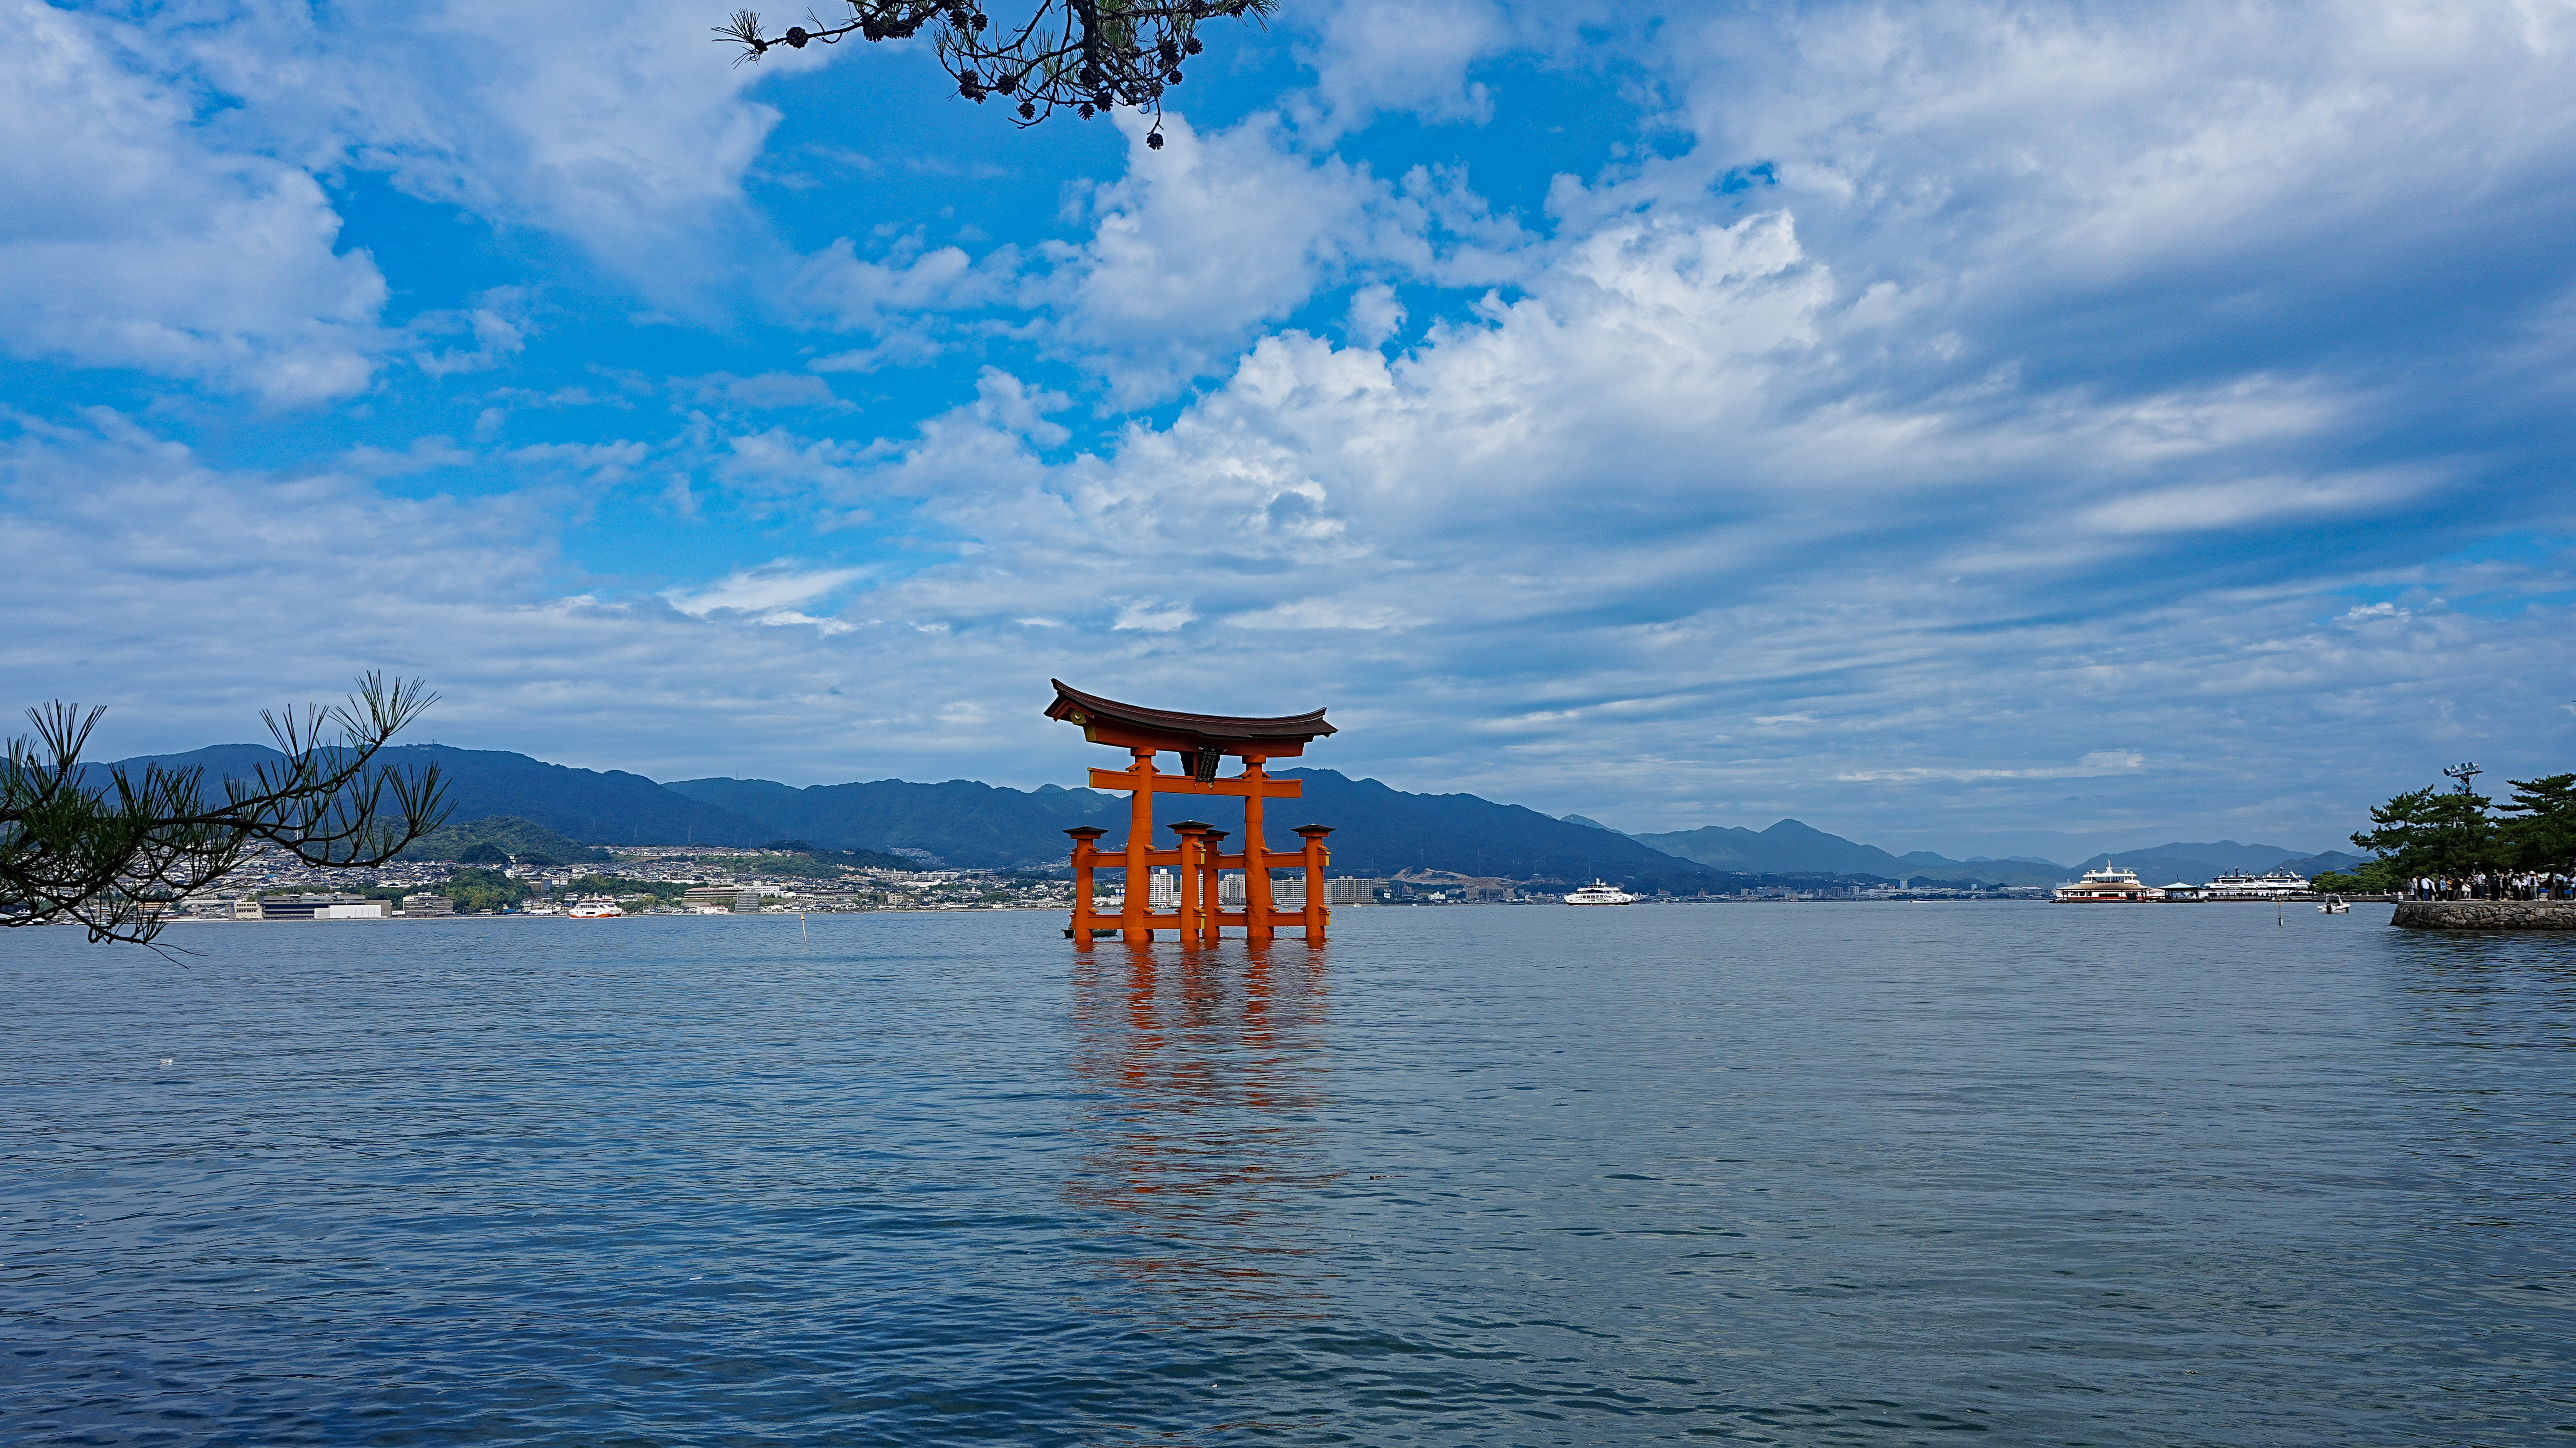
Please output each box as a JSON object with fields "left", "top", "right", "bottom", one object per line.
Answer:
{"left": 112, "top": 840, "right": 2412, "bottom": 926}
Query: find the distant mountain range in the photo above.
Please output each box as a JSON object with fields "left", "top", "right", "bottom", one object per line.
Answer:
{"left": 89, "top": 741, "right": 2355, "bottom": 889}
{"left": 664, "top": 775, "right": 1123, "bottom": 869}
{"left": 1629, "top": 819, "right": 2076, "bottom": 888}
{"left": 1627, "top": 819, "right": 2359, "bottom": 887}
{"left": 661, "top": 769, "right": 1721, "bottom": 889}
{"left": 84, "top": 743, "right": 769, "bottom": 846}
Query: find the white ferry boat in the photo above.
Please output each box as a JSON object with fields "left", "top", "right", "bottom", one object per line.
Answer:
{"left": 2051, "top": 865, "right": 2164, "bottom": 903}
{"left": 1563, "top": 881, "right": 1638, "bottom": 906}
{"left": 2202, "top": 869, "right": 2308, "bottom": 900}
{"left": 566, "top": 897, "right": 624, "bottom": 918}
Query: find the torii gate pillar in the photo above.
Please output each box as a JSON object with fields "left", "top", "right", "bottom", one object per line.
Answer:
{"left": 1046, "top": 680, "right": 1338, "bottom": 946}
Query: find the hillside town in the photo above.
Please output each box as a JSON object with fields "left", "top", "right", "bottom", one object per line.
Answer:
{"left": 140, "top": 838, "right": 2059, "bottom": 923}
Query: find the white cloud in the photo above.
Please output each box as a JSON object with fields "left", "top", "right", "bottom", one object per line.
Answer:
{"left": 1836, "top": 751, "right": 2147, "bottom": 783}
{"left": 508, "top": 440, "right": 650, "bottom": 484}
{"left": 1038, "top": 111, "right": 1434, "bottom": 402}
{"left": 0, "top": 0, "right": 386, "bottom": 402}
{"left": 1112, "top": 599, "right": 1198, "bottom": 632}
{"left": 708, "top": 427, "right": 872, "bottom": 505}
{"left": 794, "top": 238, "right": 1020, "bottom": 332}
{"left": 1229, "top": 598, "right": 1419, "bottom": 631}
{"left": 1290, "top": 0, "right": 1511, "bottom": 134}
{"left": 415, "top": 290, "right": 532, "bottom": 377}
{"left": 664, "top": 563, "right": 868, "bottom": 619}
{"left": 1345, "top": 283, "right": 1407, "bottom": 348}
{"left": 679, "top": 372, "right": 849, "bottom": 411}
{"left": 162, "top": 0, "right": 812, "bottom": 307}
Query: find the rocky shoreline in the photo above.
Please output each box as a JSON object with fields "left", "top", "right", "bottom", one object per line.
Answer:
{"left": 2390, "top": 901, "right": 2576, "bottom": 931}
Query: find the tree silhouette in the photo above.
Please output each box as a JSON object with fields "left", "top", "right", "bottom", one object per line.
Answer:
{"left": 716, "top": 0, "right": 1275, "bottom": 147}
{"left": 2, "top": 675, "right": 450, "bottom": 946}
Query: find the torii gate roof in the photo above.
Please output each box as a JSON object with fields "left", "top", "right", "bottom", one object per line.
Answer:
{"left": 1046, "top": 679, "right": 1335, "bottom": 757}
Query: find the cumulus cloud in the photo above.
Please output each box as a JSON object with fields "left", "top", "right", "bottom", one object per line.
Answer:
{"left": 1037, "top": 111, "right": 1438, "bottom": 402}
{"left": 0, "top": 0, "right": 386, "bottom": 401}
{"left": 1290, "top": 0, "right": 1508, "bottom": 133}
{"left": 160, "top": 0, "right": 807, "bottom": 307}
{"left": 794, "top": 238, "right": 1022, "bottom": 332}
{"left": 1344, "top": 283, "right": 1407, "bottom": 348}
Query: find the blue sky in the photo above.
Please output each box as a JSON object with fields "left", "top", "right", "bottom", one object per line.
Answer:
{"left": 5, "top": 0, "right": 2573, "bottom": 859}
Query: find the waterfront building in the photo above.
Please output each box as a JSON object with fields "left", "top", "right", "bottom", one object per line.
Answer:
{"left": 1219, "top": 874, "right": 1314, "bottom": 906}
{"left": 402, "top": 893, "right": 456, "bottom": 917}
{"left": 680, "top": 886, "right": 765, "bottom": 913}
{"left": 258, "top": 893, "right": 380, "bottom": 921}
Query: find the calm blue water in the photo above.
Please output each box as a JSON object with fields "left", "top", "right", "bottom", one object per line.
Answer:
{"left": 4, "top": 903, "right": 2571, "bottom": 1446}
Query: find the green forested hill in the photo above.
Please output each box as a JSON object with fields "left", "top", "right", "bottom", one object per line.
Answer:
{"left": 400, "top": 815, "right": 612, "bottom": 864}
{"left": 91, "top": 743, "right": 768, "bottom": 847}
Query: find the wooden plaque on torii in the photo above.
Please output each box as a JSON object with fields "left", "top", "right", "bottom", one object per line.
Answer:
{"left": 1046, "top": 679, "right": 1336, "bottom": 945}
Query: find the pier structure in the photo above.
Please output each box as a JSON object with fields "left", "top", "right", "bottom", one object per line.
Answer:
{"left": 1048, "top": 680, "right": 1336, "bottom": 946}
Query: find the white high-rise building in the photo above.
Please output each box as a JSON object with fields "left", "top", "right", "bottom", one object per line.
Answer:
{"left": 1219, "top": 874, "right": 1308, "bottom": 905}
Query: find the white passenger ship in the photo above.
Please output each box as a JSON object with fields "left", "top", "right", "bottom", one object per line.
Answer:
{"left": 566, "top": 897, "right": 624, "bottom": 918}
{"left": 1563, "top": 881, "right": 1638, "bottom": 906}
{"left": 2201, "top": 869, "right": 2309, "bottom": 900}
{"left": 2051, "top": 866, "right": 2164, "bottom": 903}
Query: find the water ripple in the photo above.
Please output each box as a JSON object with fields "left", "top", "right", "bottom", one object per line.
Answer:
{"left": 5, "top": 904, "right": 2572, "bottom": 1444}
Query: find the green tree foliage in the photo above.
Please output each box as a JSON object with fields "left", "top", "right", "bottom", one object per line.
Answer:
{"left": 2499, "top": 773, "right": 2576, "bottom": 872}
{"left": 2310, "top": 859, "right": 2403, "bottom": 894}
{"left": 406, "top": 814, "right": 611, "bottom": 865}
{"left": 744, "top": 841, "right": 921, "bottom": 874}
{"left": 443, "top": 866, "right": 533, "bottom": 914}
{"left": 2, "top": 676, "right": 447, "bottom": 945}
{"left": 2351, "top": 785, "right": 2499, "bottom": 879}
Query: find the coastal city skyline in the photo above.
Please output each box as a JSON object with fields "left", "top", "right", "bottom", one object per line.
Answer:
{"left": 7, "top": 0, "right": 2573, "bottom": 863}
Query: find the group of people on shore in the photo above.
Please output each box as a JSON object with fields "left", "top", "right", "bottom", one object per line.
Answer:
{"left": 2405, "top": 872, "right": 2574, "bottom": 901}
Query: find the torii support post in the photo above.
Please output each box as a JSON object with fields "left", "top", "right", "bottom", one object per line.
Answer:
{"left": 1065, "top": 826, "right": 1107, "bottom": 945}
{"left": 1122, "top": 747, "right": 1154, "bottom": 943}
{"left": 1242, "top": 755, "right": 1276, "bottom": 943}
{"left": 1295, "top": 824, "right": 1333, "bottom": 942}
{"left": 1199, "top": 829, "right": 1229, "bottom": 946}
{"left": 1169, "top": 821, "right": 1212, "bottom": 944}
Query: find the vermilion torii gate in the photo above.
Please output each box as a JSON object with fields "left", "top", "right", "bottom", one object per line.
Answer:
{"left": 1046, "top": 680, "right": 1336, "bottom": 946}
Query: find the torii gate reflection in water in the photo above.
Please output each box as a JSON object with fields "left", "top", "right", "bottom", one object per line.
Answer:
{"left": 1045, "top": 680, "right": 1336, "bottom": 945}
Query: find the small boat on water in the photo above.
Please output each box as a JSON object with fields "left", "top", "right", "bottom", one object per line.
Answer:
{"left": 1564, "top": 881, "right": 1638, "bottom": 906}
{"left": 2051, "top": 865, "right": 2164, "bottom": 903}
{"left": 566, "top": 897, "right": 624, "bottom": 918}
{"left": 2317, "top": 896, "right": 2351, "bottom": 914}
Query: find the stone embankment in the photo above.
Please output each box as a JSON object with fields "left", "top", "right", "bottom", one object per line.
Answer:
{"left": 2391, "top": 901, "right": 2576, "bottom": 931}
